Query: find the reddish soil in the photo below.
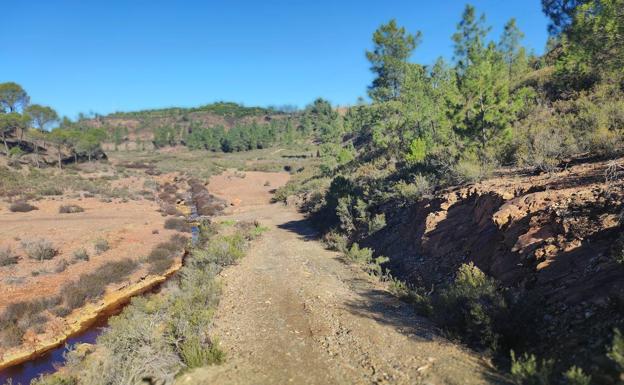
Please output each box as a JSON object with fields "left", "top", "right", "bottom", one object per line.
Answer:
{"left": 0, "top": 195, "right": 178, "bottom": 311}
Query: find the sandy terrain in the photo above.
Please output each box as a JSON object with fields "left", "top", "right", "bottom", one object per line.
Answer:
{"left": 207, "top": 169, "right": 290, "bottom": 208}
{"left": 0, "top": 192, "right": 178, "bottom": 310}
{"left": 178, "top": 170, "right": 506, "bottom": 385}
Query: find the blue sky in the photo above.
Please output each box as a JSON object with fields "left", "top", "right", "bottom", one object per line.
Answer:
{"left": 0, "top": 1, "right": 549, "bottom": 119}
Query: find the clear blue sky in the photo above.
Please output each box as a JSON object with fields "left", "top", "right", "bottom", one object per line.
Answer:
{"left": 1, "top": 1, "right": 549, "bottom": 119}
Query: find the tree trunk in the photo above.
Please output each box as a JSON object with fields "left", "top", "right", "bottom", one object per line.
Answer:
{"left": 57, "top": 145, "right": 62, "bottom": 169}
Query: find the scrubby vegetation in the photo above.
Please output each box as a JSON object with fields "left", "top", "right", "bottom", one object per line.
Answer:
{"left": 0, "top": 246, "right": 19, "bottom": 266}
{"left": 32, "top": 220, "right": 264, "bottom": 385}
{"left": 59, "top": 259, "right": 138, "bottom": 309}
{"left": 93, "top": 238, "right": 110, "bottom": 255}
{"left": 9, "top": 200, "right": 37, "bottom": 212}
{"left": 59, "top": 204, "right": 84, "bottom": 214}
{"left": 21, "top": 238, "right": 57, "bottom": 261}
{"left": 269, "top": 1, "right": 624, "bottom": 383}
{"left": 164, "top": 217, "right": 191, "bottom": 232}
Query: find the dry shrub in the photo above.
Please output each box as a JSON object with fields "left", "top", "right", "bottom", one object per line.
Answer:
{"left": 0, "top": 246, "right": 19, "bottom": 266}
{"left": 9, "top": 200, "right": 38, "bottom": 212}
{"left": 60, "top": 259, "right": 138, "bottom": 309}
{"left": 59, "top": 204, "right": 85, "bottom": 214}
{"left": 21, "top": 238, "right": 57, "bottom": 261}
{"left": 164, "top": 217, "right": 190, "bottom": 232}
{"left": 94, "top": 238, "right": 110, "bottom": 254}
{"left": 73, "top": 248, "right": 89, "bottom": 262}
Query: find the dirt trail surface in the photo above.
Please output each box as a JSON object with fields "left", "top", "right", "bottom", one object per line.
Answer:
{"left": 177, "top": 170, "right": 506, "bottom": 385}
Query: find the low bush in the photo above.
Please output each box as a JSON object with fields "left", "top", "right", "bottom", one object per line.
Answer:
{"left": 55, "top": 259, "right": 70, "bottom": 273}
{"left": 59, "top": 204, "right": 85, "bottom": 214}
{"left": 72, "top": 248, "right": 89, "bottom": 262}
{"left": 94, "top": 238, "right": 110, "bottom": 254}
{"left": 608, "top": 329, "right": 624, "bottom": 374}
{"left": 9, "top": 200, "right": 38, "bottom": 212}
{"left": 60, "top": 259, "right": 138, "bottom": 309}
{"left": 179, "top": 337, "right": 225, "bottom": 368}
{"left": 510, "top": 351, "right": 553, "bottom": 385}
{"left": 433, "top": 263, "right": 506, "bottom": 352}
{"left": 22, "top": 238, "right": 57, "bottom": 261}
{"left": 563, "top": 366, "right": 591, "bottom": 385}
{"left": 0, "top": 246, "right": 19, "bottom": 266}
{"left": 38, "top": 186, "right": 64, "bottom": 196}
{"left": 164, "top": 217, "right": 191, "bottom": 232}
{"left": 0, "top": 323, "right": 25, "bottom": 348}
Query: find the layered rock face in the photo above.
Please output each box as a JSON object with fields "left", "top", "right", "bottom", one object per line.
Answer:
{"left": 366, "top": 157, "right": 624, "bottom": 363}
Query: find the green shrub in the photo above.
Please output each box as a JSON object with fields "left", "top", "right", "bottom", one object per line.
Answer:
{"left": 22, "top": 238, "right": 57, "bottom": 261}
{"left": 9, "top": 200, "right": 38, "bottom": 212}
{"left": 510, "top": 351, "right": 553, "bottom": 385}
{"left": 322, "top": 230, "right": 348, "bottom": 252}
{"left": 72, "top": 248, "right": 89, "bottom": 262}
{"left": 344, "top": 242, "right": 374, "bottom": 264}
{"left": 59, "top": 204, "right": 85, "bottom": 214}
{"left": 94, "top": 238, "right": 110, "bottom": 254}
{"left": 434, "top": 263, "right": 506, "bottom": 352}
{"left": 179, "top": 337, "right": 225, "bottom": 368}
{"left": 368, "top": 213, "right": 386, "bottom": 234}
{"left": 563, "top": 366, "right": 591, "bottom": 385}
{"left": 0, "top": 246, "right": 19, "bottom": 266}
{"left": 38, "top": 186, "right": 64, "bottom": 196}
{"left": 608, "top": 328, "right": 624, "bottom": 373}
{"left": 392, "top": 175, "right": 432, "bottom": 204}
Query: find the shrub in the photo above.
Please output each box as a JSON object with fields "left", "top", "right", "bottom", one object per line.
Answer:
{"left": 510, "top": 351, "right": 553, "bottom": 385}
{"left": 179, "top": 337, "right": 225, "bottom": 368}
{"left": 60, "top": 259, "right": 138, "bottom": 309}
{"left": 563, "top": 366, "right": 591, "bottom": 385}
{"left": 55, "top": 259, "right": 69, "bottom": 273}
{"left": 322, "top": 230, "right": 348, "bottom": 252}
{"left": 22, "top": 239, "right": 57, "bottom": 261}
{"left": 0, "top": 246, "right": 19, "bottom": 266}
{"left": 146, "top": 242, "right": 181, "bottom": 276}
{"left": 203, "top": 234, "right": 245, "bottom": 266}
{"left": 434, "top": 263, "right": 506, "bottom": 352}
{"left": 0, "top": 323, "right": 25, "bottom": 348}
{"left": 72, "top": 248, "right": 89, "bottom": 262}
{"left": 162, "top": 204, "right": 181, "bottom": 216}
{"left": 9, "top": 200, "right": 38, "bottom": 212}
{"left": 38, "top": 186, "right": 64, "bottom": 196}
{"left": 344, "top": 243, "right": 373, "bottom": 264}
{"left": 392, "top": 175, "right": 432, "bottom": 204}
{"left": 59, "top": 204, "right": 85, "bottom": 214}
{"left": 94, "top": 238, "right": 110, "bottom": 254}
{"left": 164, "top": 217, "right": 191, "bottom": 232}
{"left": 368, "top": 213, "right": 386, "bottom": 234}
{"left": 608, "top": 328, "right": 624, "bottom": 373}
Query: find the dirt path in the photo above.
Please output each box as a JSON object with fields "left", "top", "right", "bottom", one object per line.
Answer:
{"left": 177, "top": 171, "right": 507, "bottom": 385}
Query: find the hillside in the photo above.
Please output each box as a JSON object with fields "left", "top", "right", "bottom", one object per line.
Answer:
{"left": 83, "top": 102, "right": 297, "bottom": 151}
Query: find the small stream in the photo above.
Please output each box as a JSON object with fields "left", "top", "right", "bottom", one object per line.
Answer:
{"left": 0, "top": 196, "right": 201, "bottom": 385}
{"left": 0, "top": 306, "right": 121, "bottom": 385}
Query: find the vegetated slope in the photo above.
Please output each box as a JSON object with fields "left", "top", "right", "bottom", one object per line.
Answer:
{"left": 177, "top": 170, "right": 506, "bottom": 385}
{"left": 361, "top": 157, "right": 624, "bottom": 365}
{"left": 83, "top": 102, "right": 297, "bottom": 151}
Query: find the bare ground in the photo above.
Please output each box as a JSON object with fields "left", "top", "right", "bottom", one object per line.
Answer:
{"left": 177, "top": 170, "right": 506, "bottom": 385}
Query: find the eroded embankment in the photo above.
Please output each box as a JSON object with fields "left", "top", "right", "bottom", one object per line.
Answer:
{"left": 361, "top": 157, "right": 624, "bottom": 372}
{"left": 0, "top": 254, "right": 183, "bottom": 372}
